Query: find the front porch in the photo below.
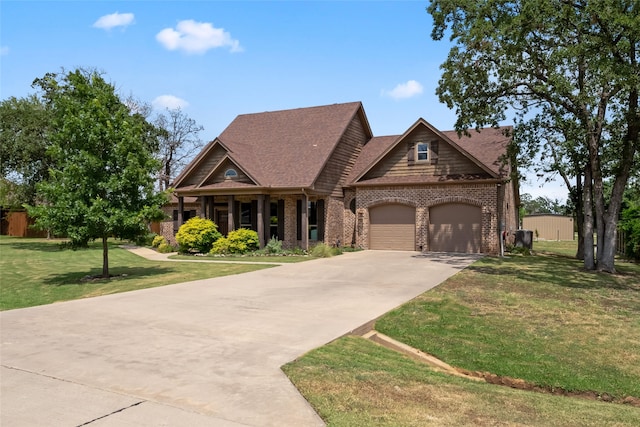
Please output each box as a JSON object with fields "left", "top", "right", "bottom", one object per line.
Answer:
{"left": 165, "top": 193, "right": 332, "bottom": 251}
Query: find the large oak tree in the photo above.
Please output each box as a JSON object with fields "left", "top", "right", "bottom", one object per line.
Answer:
{"left": 429, "top": 0, "right": 639, "bottom": 272}
{"left": 28, "top": 69, "right": 166, "bottom": 278}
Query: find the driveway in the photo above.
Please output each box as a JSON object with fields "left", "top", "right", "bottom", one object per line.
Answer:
{"left": 1, "top": 250, "right": 478, "bottom": 426}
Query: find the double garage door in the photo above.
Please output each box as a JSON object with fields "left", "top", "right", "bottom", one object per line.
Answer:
{"left": 368, "top": 203, "right": 481, "bottom": 253}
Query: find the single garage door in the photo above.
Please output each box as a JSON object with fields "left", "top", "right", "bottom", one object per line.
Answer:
{"left": 369, "top": 204, "right": 415, "bottom": 250}
{"left": 429, "top": 203, "right": 481, "bottom": 253}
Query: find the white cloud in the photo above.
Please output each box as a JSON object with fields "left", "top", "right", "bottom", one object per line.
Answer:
{"left": 156, "top": 20, "right": 243, "bottom": 54}
{"left": 383, "top": 80, "right": 424, "bottom": 100}
{"left": 93, "top": 12, "right": 135, "bottom": 30}
{"left": 0, "top": 46, "right": 9, "bottom": 56}
{"left": 152, "top": 95, "right": 189, "bottom": 110}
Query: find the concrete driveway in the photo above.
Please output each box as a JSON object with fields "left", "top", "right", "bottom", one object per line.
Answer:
{"left": 1, "top": 250, "right": 478, "bottom": 426}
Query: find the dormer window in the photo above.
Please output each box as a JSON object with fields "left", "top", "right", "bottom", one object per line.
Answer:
{"left": 416, "top": 142, "right": 429, "bottom": 161}
{"left": 224, "top": 168, "right": 238, "bottom": 179}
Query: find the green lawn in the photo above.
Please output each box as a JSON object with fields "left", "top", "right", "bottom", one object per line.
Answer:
{"left": 284, "top": 241, "right": 640, "bottom": 425}
{"left": 0, "top": 236, "right": 273, "bottom": 310}
{"left": 283, "top": 337, "right": 640, "bottom": 427}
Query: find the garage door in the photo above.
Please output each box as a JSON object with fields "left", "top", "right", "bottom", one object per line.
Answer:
{"left": 369, "top": 204, "right": 415, "bottom": 250}
{"left": 429, "top": 203, "right": 481, "bottom": 253}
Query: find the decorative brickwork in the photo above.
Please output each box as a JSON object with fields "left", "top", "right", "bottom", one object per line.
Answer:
{"left": 343, "top": 189, "right": 357, "bottom": 247}
{"left": 355, "top": 184, "right": 501, "bottom": 254}
{"left": 325, "top": 196, "right": 344, "bottom": 247}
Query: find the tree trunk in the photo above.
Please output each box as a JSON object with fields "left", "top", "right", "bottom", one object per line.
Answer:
{"left": 574, "top": 173, "right": 584, "bottom": 260}
{"left": 583, "top": 165, "right": 595, "bottom": 270}
{"left": 598, "top": 85, "right": 639, "bottom": 273}
{"left": 102, "top": 235, "right": 109, "bottom": 278}
{"left": 598, "top": 215, "right": 618, "bottom": 273}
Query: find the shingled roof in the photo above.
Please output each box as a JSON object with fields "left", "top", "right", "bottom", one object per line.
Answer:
{"left": 348, "top": 122, "right": 512, "bottom": 186}
{"left": 205, "top": 102, "right": 369, "bottom": 189}
{"left": 174, "top": 103, "right": 511, "bottom": 193}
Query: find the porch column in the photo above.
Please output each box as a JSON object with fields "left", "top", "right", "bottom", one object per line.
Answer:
{"left": 228, "top": 195, "right": 235, "bottom": 232}
{"left": 208, "top": 196, "right": 215, "bottom": 220}
{"left": 263, "top": 195, "right": 271, "bottom": 246}
{"left": 177, "top": 196, "right": 184, "bottom": 228}
{"left": 301, "top": 193, "right": 309, "bottom": 251}
{"left": 256, "top": 195, "right": 265, "bottom": 248}
{"left": 200, "top": 196, "right": 206, "bottom": 218}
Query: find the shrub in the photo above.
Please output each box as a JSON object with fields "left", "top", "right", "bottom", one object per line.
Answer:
{"left": 157, "top": 242, "right": 175, "bottom": 253}
{"left": 310, "top": 242, "right": 342, "bottom": 258}
{"left": 175, "top": 217, "right": 222, "bottom": 254}
{"left": 289, "top": 246, "right": 307, "bottom": 256}
{"left": 210, "top": 228, "right": 260, "bottom": 255}
{"left": 264, "top": 236, "right": 283, "bottom": 254}
{"left": 152, "top": 235, "right": 167, "bottom": 248}
{"left": 134, "top": 232, "right": 157, "bottom": 247}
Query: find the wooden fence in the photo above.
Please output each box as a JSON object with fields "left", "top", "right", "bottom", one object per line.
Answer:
{"left": 0, "top": 210, "right": 47, "bottom": 238}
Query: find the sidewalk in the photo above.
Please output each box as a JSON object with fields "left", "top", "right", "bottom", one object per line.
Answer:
{"left": 123, "top": 245, "right": 289, "bottom": 265}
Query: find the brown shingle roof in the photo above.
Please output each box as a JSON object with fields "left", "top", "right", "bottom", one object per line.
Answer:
{"left": 442, "top": 127, "right": 512, "bottom": 178}
{"left": 347, "top": 135, "right": 398, "bottom": 183}
{"left": 218, "top": 102, "right": 366, "bottom": 188}
{"left": 350, "top": 124, "right": 511, "bottom": 186}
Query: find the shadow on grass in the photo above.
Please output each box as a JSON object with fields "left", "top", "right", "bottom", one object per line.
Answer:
{"left": 42, "top": 266, "right": 174, "bottom": 286}
{"left": 412, "top": 252, "right": 483, "bottom": 268}
{"left": 2, "top": 239, "right": 67, "bottom": 253}
{"left": 468, "top": 252, "right": 639, "bottom": 292}
{"left": 2, "top": 238, "right": 126, "bottom": 253}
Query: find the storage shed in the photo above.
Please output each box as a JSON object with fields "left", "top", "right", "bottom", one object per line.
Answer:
{"left": 522, "top": 214, "right": 574, "bottom": 241}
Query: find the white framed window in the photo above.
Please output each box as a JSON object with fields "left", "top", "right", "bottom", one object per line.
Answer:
{"left": 416, "top": 142, "right": 429, "bottom": 161}
{"left": 224, "top": 169, "right": 238, "bottom": 179}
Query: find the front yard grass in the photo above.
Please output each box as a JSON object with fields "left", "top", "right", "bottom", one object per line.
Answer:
{"left": 0, "top": 236, "right": 273, "bottom": 310}
{"left": 284, "top": 241, "right": 640, "bottom": 425}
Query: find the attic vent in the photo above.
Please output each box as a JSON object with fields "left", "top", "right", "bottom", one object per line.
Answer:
{"left": 224, "top": 169, "right": 238, "bottom": 179}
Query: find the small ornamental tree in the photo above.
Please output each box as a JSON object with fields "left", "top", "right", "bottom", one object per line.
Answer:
{"left": 27, "top": 69, "right": 167, "bottom": 278}
{"left": 175, "top": 217, "right": 222, "bottom": 253}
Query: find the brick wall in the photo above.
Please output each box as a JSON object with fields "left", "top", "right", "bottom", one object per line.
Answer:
{"left": 343, "top": 189, "right": 357, "bottom": 247}
{"left": 355, "top": 183, "right": 501, "bottom": 254}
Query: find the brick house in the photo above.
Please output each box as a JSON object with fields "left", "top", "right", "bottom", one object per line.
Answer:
{"left": 164, "top": 102, "right": 518, "bottom": 254}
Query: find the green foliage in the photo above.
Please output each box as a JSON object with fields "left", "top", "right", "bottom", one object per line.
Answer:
{"left": 152, "top": 235, "right": 167, "bottom": 248}
{"left": 134, "top": 232, "right": 157, "bottom": 247}
{"left": 157, "top": 242, "right": 174, "bottom": 254}
{"left": 620, "top": 205, "right": 640, "bottom": 261}
{"left": 428, "top": 0, "right": 639, "bottom": 272}
{"left": 0, "top": 95, "right": 53, "bottom": 207}
{"left": 310, "top": 242, "right": 341, "bottom": 258}
{"left": 520, "top": 193, "right": 568, "bottom": 216}
{"left": 175, "top": 217, "right": 222, "bottom": 253}
{"left": 264, "top": 236, "right": 283, "bottom": 254}
{"left": 210, "top": 228, "right": 259, "bottom": 255}
{"left": 25, "top": 69, "right": 167, "bottom": 277}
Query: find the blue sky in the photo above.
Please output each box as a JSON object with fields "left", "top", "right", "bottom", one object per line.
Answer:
{"left": 0, "top": 0, "right": 566, "bottom": 201}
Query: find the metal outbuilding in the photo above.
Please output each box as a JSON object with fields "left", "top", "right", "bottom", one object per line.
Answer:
{"left": 522, "top": 214, "right": 574, "bottom": 241}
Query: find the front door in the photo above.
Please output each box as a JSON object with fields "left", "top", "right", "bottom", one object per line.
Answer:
{"left": 217, "top": 210, "right": 229, "bottom": 236}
